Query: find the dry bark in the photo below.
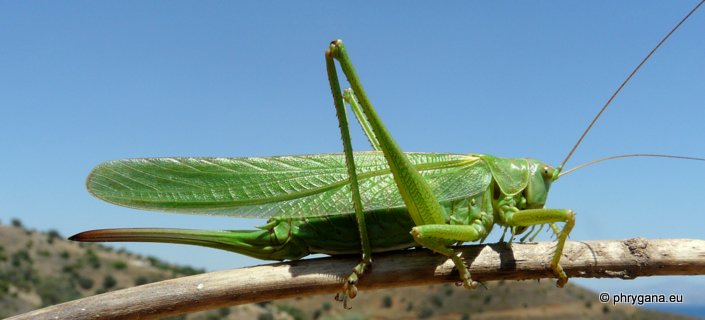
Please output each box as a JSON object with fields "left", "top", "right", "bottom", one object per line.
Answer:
{"left": 9, "top": 238, "right": 705, "bottom": 320}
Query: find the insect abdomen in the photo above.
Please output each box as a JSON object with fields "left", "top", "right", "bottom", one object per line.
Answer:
{"left": 264, "top": 208, "right": 418, "bottom": 256}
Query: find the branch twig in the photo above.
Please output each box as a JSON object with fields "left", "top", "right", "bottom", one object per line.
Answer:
{"left": 9, "top": 238, "right": 705, "bottom": 320}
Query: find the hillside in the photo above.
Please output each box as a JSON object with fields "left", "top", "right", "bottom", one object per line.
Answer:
{"left": 0, "top": 219, "right": 698, "bottom": 320}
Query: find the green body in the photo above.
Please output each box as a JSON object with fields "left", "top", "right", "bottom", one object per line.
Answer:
{"left": 71, "top": 40, "right": 575, "bottom": 307}
{"left": 73, "top": 152, "right": 554, "bottom": 264}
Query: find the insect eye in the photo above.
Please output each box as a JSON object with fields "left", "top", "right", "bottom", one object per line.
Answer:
{"left": 542, "top": 165, "right": 555, "bottom": 179}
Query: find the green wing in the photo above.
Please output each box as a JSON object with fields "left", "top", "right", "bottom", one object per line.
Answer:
{"left": 87, "top": 152, "right": 491, "bottom": 218}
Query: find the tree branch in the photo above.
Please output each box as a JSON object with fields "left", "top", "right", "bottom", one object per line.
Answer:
{"left": 9, "top": 238, "right": 705, "bottom": 320}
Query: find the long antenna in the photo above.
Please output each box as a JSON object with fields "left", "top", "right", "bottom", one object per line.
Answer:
{"left": 558, "top": 1, "right": 705, "bottom": 172}
{"left": 559, "top": 154, "right": 705, "bottom": 178}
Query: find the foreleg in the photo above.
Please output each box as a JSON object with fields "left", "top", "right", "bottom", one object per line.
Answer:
{"left": 505, "top": 209, "right": 575, "bottom": 287}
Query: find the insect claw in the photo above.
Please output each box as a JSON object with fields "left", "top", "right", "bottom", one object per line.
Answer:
{"left": 335, "top": 289, "right": 356, "bottom": 309}
{"left": 335, "top": 268, "right": 361, "bottom": 308}
{"left": 458, "top": 276, "right": 479, "bottom": 289}
{"left": 556, "top": 277, "right": 568, "bottom": 288}
{"left": 335, "top": 291, "right": 353, "bottom": 309}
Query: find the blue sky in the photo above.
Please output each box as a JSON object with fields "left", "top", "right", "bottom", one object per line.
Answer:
{"left": 2, "top": 1, "right": 704, "bottom": 312}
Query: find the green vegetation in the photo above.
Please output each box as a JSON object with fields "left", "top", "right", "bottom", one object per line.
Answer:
{"left": 47, "top": 229, "right": 62, "bottom": 244}
{"left": 85, "top": 249, "right": 101, "bottom": 269}
{"left": 112, "top": 260, "right": 127, "bottom": 270}
{"left": 430, "top": 294, "right": 443, "bottom": 308}
{"left": 382, "top": 295, "right": 392, "bottom": 308}
{"left": 277, "top": 304, "right": 306, "bottom": 320}
{"left": 11, "top": 218, "right": 23, "bottom": 228}
{"left": 35, "top": 276, "right": 81, "bottom": 307}
{"left": 75, "top": 276, "right": 94, "bottom": 290}
{"left": 102, "top": 275, "right": 117, "bottom": 290}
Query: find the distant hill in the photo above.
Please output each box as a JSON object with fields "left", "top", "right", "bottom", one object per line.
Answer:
{"left": 0, "top": 219, "right": 699, "bottom": 319}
